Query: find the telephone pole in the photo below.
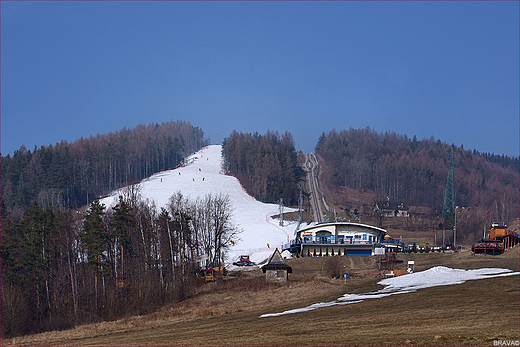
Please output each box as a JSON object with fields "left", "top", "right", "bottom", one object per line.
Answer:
{"left": 279, "top": 198, "right": 284, "bottom": 226}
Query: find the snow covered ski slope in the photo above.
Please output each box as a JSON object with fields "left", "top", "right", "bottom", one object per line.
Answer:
{"left": 100, "top": 145, "right": 297, "bottom": 265}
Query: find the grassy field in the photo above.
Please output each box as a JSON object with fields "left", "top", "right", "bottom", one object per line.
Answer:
{"left": 5, "top": 246, "right": 519, "bottom": 347}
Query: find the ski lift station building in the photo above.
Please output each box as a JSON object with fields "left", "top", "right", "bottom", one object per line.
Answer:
{"left": 286, "top": 222, "right": 401, "bottom": 257}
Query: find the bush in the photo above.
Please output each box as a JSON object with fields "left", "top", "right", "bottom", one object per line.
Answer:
{"left": 1, "top": 283, "right": 29, "bottom": 338}
{"left": 323, "top": 256, "right": 345, "bottom": 279}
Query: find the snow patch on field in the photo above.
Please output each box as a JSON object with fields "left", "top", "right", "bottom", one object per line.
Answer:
{"left": 259, "top": 266, "right": 519, "bottom": 317}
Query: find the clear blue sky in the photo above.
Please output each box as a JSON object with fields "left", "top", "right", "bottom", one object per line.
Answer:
{"left": 1, "top": 1, "right": 519, "bottom": 157}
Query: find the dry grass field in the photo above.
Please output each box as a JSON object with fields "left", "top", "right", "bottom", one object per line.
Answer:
{"left": 4, "top": 246, "right": 519, "bottom": 347}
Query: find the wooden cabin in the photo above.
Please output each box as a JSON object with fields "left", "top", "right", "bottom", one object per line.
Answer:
{"left": 262, "top": 248, "right": 292, "bottom": 282}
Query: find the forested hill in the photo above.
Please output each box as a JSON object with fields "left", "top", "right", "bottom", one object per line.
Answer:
{"left": 222, "top": 130, "right": 302, "bottom": 206}
{"left": 316, "top": 127, "right": 519, "bottom": 223}
{"left": 1, "top": 120, "right": 208, "bottom": 214}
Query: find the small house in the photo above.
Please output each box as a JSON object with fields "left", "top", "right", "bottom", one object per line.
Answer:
{"left": 374, "top": 199, "right": 409, "bottom": 218}
{"left": 262, "top": 248, "right": 292, "bottom": 281}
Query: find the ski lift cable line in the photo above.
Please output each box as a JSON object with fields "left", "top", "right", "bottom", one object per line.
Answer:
{"left": 310, "top": 153, "right": 334, "bottom": 214}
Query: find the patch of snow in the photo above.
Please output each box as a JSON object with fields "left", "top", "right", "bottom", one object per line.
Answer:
{"left": 281, "top": 250, "right": 292, "bottom": 259}
{"left": 260, "top": 300, "right": 363, "bottom": 318}
{"left": 259, "top": 266, "right": 519, "bottom": 318}
{"left": 99, "top": 145, "right": 297, "bottom": 265}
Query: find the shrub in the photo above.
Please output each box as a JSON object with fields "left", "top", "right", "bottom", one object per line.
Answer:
{"left": 323, "top": 256, "right": 345, "bottom": 279}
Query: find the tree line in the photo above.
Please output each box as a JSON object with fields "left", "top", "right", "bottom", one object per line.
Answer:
{"left": 0, "top": 120, "right": 209, "bottom": 216}
{"left": 221, "top": 130, "right": 303, "bottom": 206}
{"left": 1, "top": 189, "right": 239, "bottom": 338}
{"left": 316, "top": 127, "right": 519, "bottom": 234}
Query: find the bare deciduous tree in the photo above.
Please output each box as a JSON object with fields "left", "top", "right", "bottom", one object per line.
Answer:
{"left": 194, "top": 193, "right": 241, "bottom": 269}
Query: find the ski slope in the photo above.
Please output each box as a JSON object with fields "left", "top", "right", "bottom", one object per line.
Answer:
{"left": 99, "top": 145, "right": 298, "bottom": 265}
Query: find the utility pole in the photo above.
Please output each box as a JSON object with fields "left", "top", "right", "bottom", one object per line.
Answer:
{"left": 454, "top": 206, "right": 457, "bottom": 249}
{"left": 279, "top": 198, "right": 284, "bottom": 226}
{"left": 296, "top": 183, "right": 303, "bottom": 232}
{"left": 298, "top": 184, "right": 303, "bottom": 225}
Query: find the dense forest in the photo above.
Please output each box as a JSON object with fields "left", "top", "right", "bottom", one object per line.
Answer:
{"left": 0, "top": 120, "right": 208, "bottom": 216}
{"left": 221, "top": 130, "right": 303, "bottom": 206}
{"left": 2, "top": 122, "right": 519, "bottom": 338}
{"left": 316, "top": 127, "right": 519, "bottom": 232}
{"left": 1, "top": 189, "right": 239, "bottom": 338}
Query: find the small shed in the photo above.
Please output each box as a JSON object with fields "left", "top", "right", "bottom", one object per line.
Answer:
{"left": 262, "top": 248, "right": 292, "bottom": 281}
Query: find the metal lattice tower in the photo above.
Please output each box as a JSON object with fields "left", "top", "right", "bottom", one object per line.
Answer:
{"left": 442, "top": 146, "right": 455, "bottom": 220}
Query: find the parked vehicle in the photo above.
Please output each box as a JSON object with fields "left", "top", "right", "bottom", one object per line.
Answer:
{"left": 233, "top": 255, "right": 255, "bottom": 266}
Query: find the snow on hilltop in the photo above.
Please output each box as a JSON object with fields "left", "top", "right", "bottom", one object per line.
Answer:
{"left": 99, "top": 145, "right": 297, "bottom": 265}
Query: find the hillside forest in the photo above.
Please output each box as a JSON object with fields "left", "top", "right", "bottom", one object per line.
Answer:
{"left": 1, "top": 123, "right": 519, "bottom": 338}
{"left": 1, "top": 189, "right": 239, "bottom": 338}
{"left": 0, "top": 120, "right": 208, "bottom": 217}
{"left": 221, "top": 130, "right": 303, "bottom": 206}
{"left": 316, "top": 127, "right": 519, "bottom": 242}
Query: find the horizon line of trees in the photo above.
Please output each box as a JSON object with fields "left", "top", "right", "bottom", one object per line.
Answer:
{"left": 221, "top": 130, "right": 303, "bottom": 206}
{"left": 1, "top": 188, "right": 239, "bottom": 338}
{"left": 1, "top": 120, "right": 209, "bottom": 216}
{"left": 316, "top": 127, "right": 519, "bottom": 232}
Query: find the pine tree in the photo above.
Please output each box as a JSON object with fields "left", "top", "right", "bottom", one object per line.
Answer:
{"left": 111, "top": 196, "right": 135, "bottom": 276}
{"left": 79, "top": 200, "right": 108, "bottom": 315}
{"left": 80, "top": 200, "right": 108, "bottom": 274}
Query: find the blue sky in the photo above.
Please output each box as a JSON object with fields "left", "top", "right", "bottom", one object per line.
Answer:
{"left": 1, "top": 1, "right": 519, "bottom": 157}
